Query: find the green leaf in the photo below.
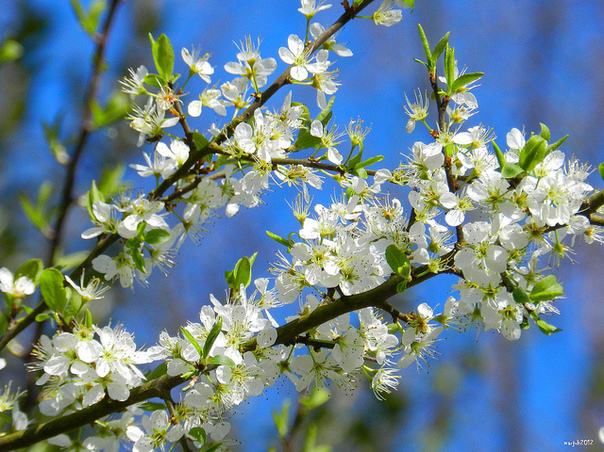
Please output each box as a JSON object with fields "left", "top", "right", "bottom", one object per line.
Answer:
{"left": 35, "top": 313, "right": 51, "bottom": 322}
{"left": 451, "top": 72, "right": 483, "bottom": 93}
{"left": 518, "top": 135, "right": 547, "bottom": 172}
{"left": 292, "top": 127, "right": 321, "bottom": 151}
{"left": 272, "top": 401, "right": 291, "bottom": 439}
{"left": 500, "top": 163, "right": 524, "bottom": 179}
{"left": 599, "top": 163, "right": 604, "bottom": 182}
{"left": 353, "top": 167, "right": 368, "bottom": 179}
{"left": 40, "top": 268, "right": 67, "bottom": 313}
{"left": 546, "top": 134, "right": 568, "bottom": 153}
{"left": 316, "top": 97, "right": 335, "bottom": 124}
{"left": 444, "top": 43, "right": 455, "bottom": 92}
{"left": 512, "top": 286, "right": 530, "bottom": 305}
{"left": 19, "top": 181, "right": 54, "bottom": 233}
{"left": 139, "top": 402, "right": 167, "bottom": 411}
{"left": 402, "top": 0, "right": 414, "bottom": 7}
{"left": 143, "top": 73, "right": 162, "bottom": 89}
{"left": 0, "top": 39, "right": 24, "bottom": 63}
{"left": 493, "top": 140, "right": 524, "bottom": 178}
{"left": 70, "top": 0, "right": 107, "bottom": 36}
{"left": 203, "top": 317, "right": 223, "bottom": 360}
{"left": 396, "top": 280, "right": 407, "bottom": 293}
{"left": 91, "top": 91, "right": 129, "bottom": 128}
{"left": 86, "top": 180, "right": 103, "bottom": 222}
{"left": 536, "top": 318, "right": 562, "bottom": 335}
{"left": 529, "top": 275, "right": 564, "bottom": 302}
{"left": 266, "top": 230, "right": 292, "bottom": 248}
{"left": 151, "top": 34, "right": 174, "bottom": 81}
{"left": 207, "top": 354, "right": 236, "bottom": 368}
{"left": 432, "top": 32, "right": 450, "bottom": 67}
{"left": 128, "top": 246, "right": 147, "bottom": 274}
{"left": 385, "top": 245, "right": 411, "bottom": 280}
{"left": 16, "top": 259, "right": 43, "bottom": 283}
{"left": 181, "top": 326, "right": 204, "bottom": 358}
{"left": 188, "top": 427, "right": 207, "bottom": 444}
{"left": 145, "top": 229, "right": 171, "bottom": 245}
{"left": 353, "top": 155, "right": 383, "bottom": 170}
{"left": 539, "top": 123, "right": 551, "bottom": 141}
{"left": 192, "top": 132, "right": 209, "bottom": 151}
{"left": 300, "top": 387, "right": 330, "bottom": 409}
{"left": 417, "top": 24, "right": 432, "bottom": 68}
{"left": 42, "top": 117, "right": 69, "bottom": 165}
{"left": 97, "top": 164, "right": 127, "bottom": 200}
{"left": 145, "top": 362, "right": 168, "bottom": 381}
{"left": 492, "top": 141, "right": 505, "bottom": 169}
{"left": 230, "top": 253, "right": 257, "bottom": 290}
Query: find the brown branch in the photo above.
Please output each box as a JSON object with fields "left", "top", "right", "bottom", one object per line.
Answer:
{"left": 0, "top": 374, "right": 186, "bottom": 452}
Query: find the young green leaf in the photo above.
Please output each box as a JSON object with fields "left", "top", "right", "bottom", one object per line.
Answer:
{"left": 385, "top": 245, "right": 411, "bottom": 280}
{"left": 192, "top": 132, "right": 209, "bottom": 151}
{"left": 266, "top": 230, "right": 293, "bottom": 249}
{"left": 151, "top": 33, "right": 174, "bottom": 81}
{"left": 40, "top": 268, "right": 67, "bottom": 313}
{"left": 536, "top": 318, "right": 562, "bottom": 335}
{"left": 181, "top": 326, "right": 204, "bottom": 358}
{"left": 272, "top": 401, "right": 291, "bottom": 439}
{"left": 352, "top": 155, "right": 384, "bottom": 170}
{"left": 16, "top": 259, "right": 43, "bottom": 284}
{"left": 518, "top": 135, "right": 547, "bottom": 172}
{"left": 546, "top": 134, "right": 568, "bottom": 153}
{"left": 207, "top": 354, "right": 236, "bottom": 368}
{"left": 539, "top": 122, "right": 551, "bottom": 141}
{"left": 417, "top": 24, "right": 432, "bottom": 68}
{"left": 599, "top": 163, "right": 604, "bottom": 182}
{"left": 431, "top": 32, "right": 450, "bottom": 67}
{"left": 202, "top": 317, "right": 223, "bottom": 360}
{"left": 86, "top": 180, "right": 103, "bottom": 222}
{"left": 188, "top": 427, "right": 207, "bottom": 444}
{"left": 444, "top": 43, "right": 455, "bottom": 93}
{"left": 529, "top": 275, "right": 564, "bottom": 302}
{"left": 450, "top": 72, "right": 483, "bottom": 93}
{"left": 145, "top": 228, "right": 171, "bottom": 245}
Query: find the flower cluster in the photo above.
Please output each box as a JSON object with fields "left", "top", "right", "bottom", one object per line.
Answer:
{"left": 31, "top": 323, "right": 153, "bottom": 416}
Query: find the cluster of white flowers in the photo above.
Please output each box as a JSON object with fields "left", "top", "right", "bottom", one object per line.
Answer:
{"left": 31, "top": 323, "right": 153, "bottom": 416}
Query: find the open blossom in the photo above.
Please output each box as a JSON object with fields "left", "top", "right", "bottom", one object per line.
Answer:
{"left": 373, "top": 0, "right": 403, "bottom": 27}
{"left": 0, "top": 267, "right": 35, "bottom": 298}
{"left": 224, "top": 36, "right": 277, "bottom": 89}
{"left": 181, "top": 46, "right": 214, "bottom": 82}
{"left": 298, "top": 0, "right": 332, "bottom": 19}
{"left": 120, "top": 65, "right": 148, "bottom": 97}
{"left": 279, "top": 34, "right": 309, "bottom": 80}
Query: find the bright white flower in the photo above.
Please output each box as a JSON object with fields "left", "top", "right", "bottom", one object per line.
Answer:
{"left": 187, "top": 88, "right": 227, "bottom": 117}
{"left": 155, "top": 139, "right": 190, "bottom": 168}
{"left": 120, "top": 65, "right": 148, "bottom": 97}
{"left": 309, "top": 119, "right": 344, "bottom": 164}
{"left": 299, "top": 0, "right": 332, "bottom": 18}
{"left": 0, "top": 267, "right": 35, "bottom": 298}
{"left": 279, "top": 34, "right": 313, "bottom": 81}
{"left": 224, "top": 36, "right": 277, "bottom": 90}
{"left": 403, "top": 90, "right": 429, "bottom": 133}
{"left": 373, "top": 1, "right": 403, "bottom": 27}
{"left": 65, "top": 274, "right": 109, "bottom": 302}
{"left": 181, "top": 46, "right": 214, "bottom": 83}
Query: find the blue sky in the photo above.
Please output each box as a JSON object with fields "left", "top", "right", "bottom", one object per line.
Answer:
{"left": 2, "top": 0, "right": 604, "bottom": 450}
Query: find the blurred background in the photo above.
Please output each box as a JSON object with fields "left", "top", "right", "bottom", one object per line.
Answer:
{"left": 1, "top": 0, "right": 603, "bottom": 450}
